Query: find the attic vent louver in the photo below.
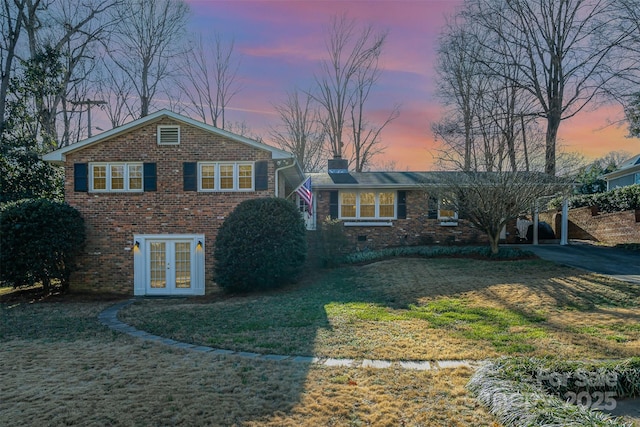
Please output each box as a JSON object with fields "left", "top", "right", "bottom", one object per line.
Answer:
{"left": 157, "top": 125, "right": 180, "bottom": 145}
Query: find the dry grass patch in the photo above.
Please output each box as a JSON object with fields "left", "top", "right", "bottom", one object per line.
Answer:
{"left": 0, "top": 339, "right": 495, "bottom": 426}
{"left": 122, "top": 258, "right": 640, "bottom": 361}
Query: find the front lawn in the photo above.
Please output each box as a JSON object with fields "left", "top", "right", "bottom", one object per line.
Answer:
{"left": 121, "top": 258, "right": 640, "bottom": 361}
{"left": 0, "top": 300, "right": 492, "bottom": 426}
{"left": 3, "top": 256, "right": 640, "bottom": 425}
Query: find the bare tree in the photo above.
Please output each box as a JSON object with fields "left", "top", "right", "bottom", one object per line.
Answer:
{"left": 433, "top": 8, "right": 543, "bottom": 174}
{"left": 179, "top": 32, "right": 241, "bottom": 129}
{"left": 436, "top": 171, "right": 566, "bottom": 253}
{"left": 226, "top": 120, "right": 262, "bottom": 142}
{"left": 466, "top": 0, "right": 627, "bottom": 176}
{"left": 269, "top": 88, "right": 326, "bottom": 172}
{"left": 615, "top": 0, "right": 640, "bottom": 137}
{"left": 433, "top": 13, "right": 486, "bottom": 171}
{"left": 93, "top": 56, "right": 136, "bottom": 128}
{"left": 313, "top": 14, "right": 386, "bottom": 161}
{"left": 0, "top": 0, "right": 29, "bottom": 135}
{"left": 8, "top": 0, "right": 116, "bottom": 145}
{"left": 348, "top": 53, "right": 399, "bottom": 172}
{"left": 108, "top": 0, "right": 189, "bottom": 118}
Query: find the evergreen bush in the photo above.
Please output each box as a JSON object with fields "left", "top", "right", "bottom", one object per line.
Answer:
{"left": 317, "top": 216, "right": 350, "bottom": 267}
{"left": 0, "top": 199, "right": 85, "bottom": 293}
{"left": 214, "top": 198, "right": 307, "bottom": 293}
{"left": 549, "top": 184, "right": 640, "bottom": 213}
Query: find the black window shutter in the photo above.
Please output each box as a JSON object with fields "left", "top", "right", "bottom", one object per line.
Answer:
{"left": 74, "top": 163, "right": 88, "bottom": 192}
{"left": 397, "top": 190, "right": 407, "bottom": 219}
{"left": 143, "top": 163, "right": 157, "bottom": 191}
{"left": 183, "top": 162, "right": 197, "bottom": 191}
{"left": 255, "top": 160, "right": 268, "bottom": 191}
{"left": 427, "top": 195, "right": 438, "bottom": 219}
{"left": 329, "top": 191, "right": 339, "bottom": 219}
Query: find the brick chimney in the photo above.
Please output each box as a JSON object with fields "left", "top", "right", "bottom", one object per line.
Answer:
{"left": 328, "top": 156, "right": 348, "bottom": 173}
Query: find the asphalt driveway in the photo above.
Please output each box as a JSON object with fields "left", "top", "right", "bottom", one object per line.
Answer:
{"left": 521, "top": 242, "right": 640, "bottom": 284}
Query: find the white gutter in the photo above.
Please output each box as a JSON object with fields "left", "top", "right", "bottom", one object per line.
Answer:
{"left": 274, "top": 159, "right": 299, "bottom": 198}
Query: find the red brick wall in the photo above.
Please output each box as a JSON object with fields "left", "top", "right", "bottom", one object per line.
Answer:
{"left": 64, "top": 118, "right": 275, "bottom": 294}
{"left": 311, "top": 189, "right": 513, "bottom": 252}
{"left": 542, "top": 207, "right": 640, "bottom": 244}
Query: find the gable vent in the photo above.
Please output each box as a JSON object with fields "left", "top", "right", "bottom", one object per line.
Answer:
{"left": 157, "top": 125, "right": 180, "bottom": 145}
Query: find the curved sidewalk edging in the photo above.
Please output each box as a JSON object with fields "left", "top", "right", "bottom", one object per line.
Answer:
{"left": 98, "top": 299, "right": 479, "bottom": 371}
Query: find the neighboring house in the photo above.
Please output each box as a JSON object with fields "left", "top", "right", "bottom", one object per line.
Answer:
{"left": 603, "top": 154, "right": 640, "bottom": 190}
{"left": 43, "top": 110, "right": 304, "bottom": 296}
{"left": 306, "top": 158, "right": 496, "bottom": 250}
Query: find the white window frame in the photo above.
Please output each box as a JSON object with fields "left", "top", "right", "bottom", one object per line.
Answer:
{"left": 438, "top": 197, "right": 458, "bottom": 225}
{"left": 89, "top": 162, "right": 144, "bottom": 192}
{"left": 338, "top": 190, "right": 397, "bottom": 219}
{"left": 197, "top": 162, "right": 254, "bottom": 192}
{"left": 157, "top": 125, "right": 180, "bottom": 145}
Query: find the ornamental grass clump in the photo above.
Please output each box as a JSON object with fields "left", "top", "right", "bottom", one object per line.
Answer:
{"left": 468, "top": 357, "right": 640, "bottom": 427}
{"left": 214, "top": 198, "right": 307, "bottom": 293}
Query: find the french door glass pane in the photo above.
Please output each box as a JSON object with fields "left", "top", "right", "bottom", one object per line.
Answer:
{"left": 174, "top": 242, "right": 191, "bottom": 288}
{"left": 149, "top": 242, "right": 166, "bottom": 288}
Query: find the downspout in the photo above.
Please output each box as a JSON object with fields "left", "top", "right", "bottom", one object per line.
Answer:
{"left": 274, "top": 158, "right": 301, "bottom": 198}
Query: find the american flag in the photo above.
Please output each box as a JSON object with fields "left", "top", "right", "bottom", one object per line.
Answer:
{"left": 295, "top": 177, "right": 313, "bottom": 215}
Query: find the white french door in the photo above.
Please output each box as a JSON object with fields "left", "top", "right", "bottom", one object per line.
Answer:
{"left": 133, "top": 235, "right": 205, "bottom": 296}
{"left": 146, "top": 239, "right": 194, "bottom": 295}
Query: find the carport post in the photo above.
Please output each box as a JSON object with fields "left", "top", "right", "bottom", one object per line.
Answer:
{"left": 533, "top": 203, "right": 539, "bottom": 245}
{"left": 560, "top": 198, "right": 569, "bottom": 246}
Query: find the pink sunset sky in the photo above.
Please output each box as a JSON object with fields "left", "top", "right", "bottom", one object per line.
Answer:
{"left": 185, "top": 0, "right": 639, "bottom": 170}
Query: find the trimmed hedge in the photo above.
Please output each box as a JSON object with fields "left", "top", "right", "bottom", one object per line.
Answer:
{"left": 0, "top": 199, "right": 85, "bottom": 293}
{"left": 343, "top": 246, "right": 535, "bottom": 265}
{"left": 214, "top": 198, "right": 307, "bottom": 293}
{"left": 549, "top": 184, "right": 640, "bottom": 213}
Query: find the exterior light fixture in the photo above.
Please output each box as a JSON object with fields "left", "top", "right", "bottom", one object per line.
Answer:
{"left": 134, "top": 241, "right": 140, "bottom": 249}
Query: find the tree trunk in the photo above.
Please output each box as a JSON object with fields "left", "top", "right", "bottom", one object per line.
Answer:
{"left": 488, "top": 231, "right": 500, "bottom": 255}
{"left": 545, "top": 114, "right": 560, "bottom": 176}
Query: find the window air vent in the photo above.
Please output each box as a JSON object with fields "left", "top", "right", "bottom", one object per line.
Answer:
{"left": 157, "top": 125, "right": 180, "bottom": 145}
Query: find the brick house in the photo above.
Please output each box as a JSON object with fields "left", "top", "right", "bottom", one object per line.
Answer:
{"left": 603, "top": 153, "right": 640, "bottom": 190}
{"left": 305, "top": 158, "right": 497, "bottom": 251}
{"left": 43, "top": 110, "right": 305, "bottom": 296}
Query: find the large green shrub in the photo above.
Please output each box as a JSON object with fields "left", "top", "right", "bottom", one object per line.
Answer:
{"left": 214, "top": 198, "right": 307, "bottom": 293}
{"left": 0, "top": 199, "right": 85, "bottom": 293}
{"left": 549, "top": 184, "right": 640, "bottom": 213}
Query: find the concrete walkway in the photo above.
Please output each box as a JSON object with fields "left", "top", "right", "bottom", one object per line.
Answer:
{"left": 521, "top": 241, "right": 640, "bottom": 284}
{"left": 98, "top": 299, "right": 476, "bottom": 371}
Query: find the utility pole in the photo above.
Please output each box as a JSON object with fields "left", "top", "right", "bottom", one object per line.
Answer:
{"left": 71, "top": 99, "right": 106, "bottom": 137}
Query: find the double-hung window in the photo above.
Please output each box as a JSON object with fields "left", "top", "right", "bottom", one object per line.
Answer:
{"left": 339, "top": 191, "right": 396, "bottom": 219}
{"left": 198, "top": 162, "right": 254, "bottom": 191}
{"left": 90, "top": 162, "right": 143, "bottom": 192}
